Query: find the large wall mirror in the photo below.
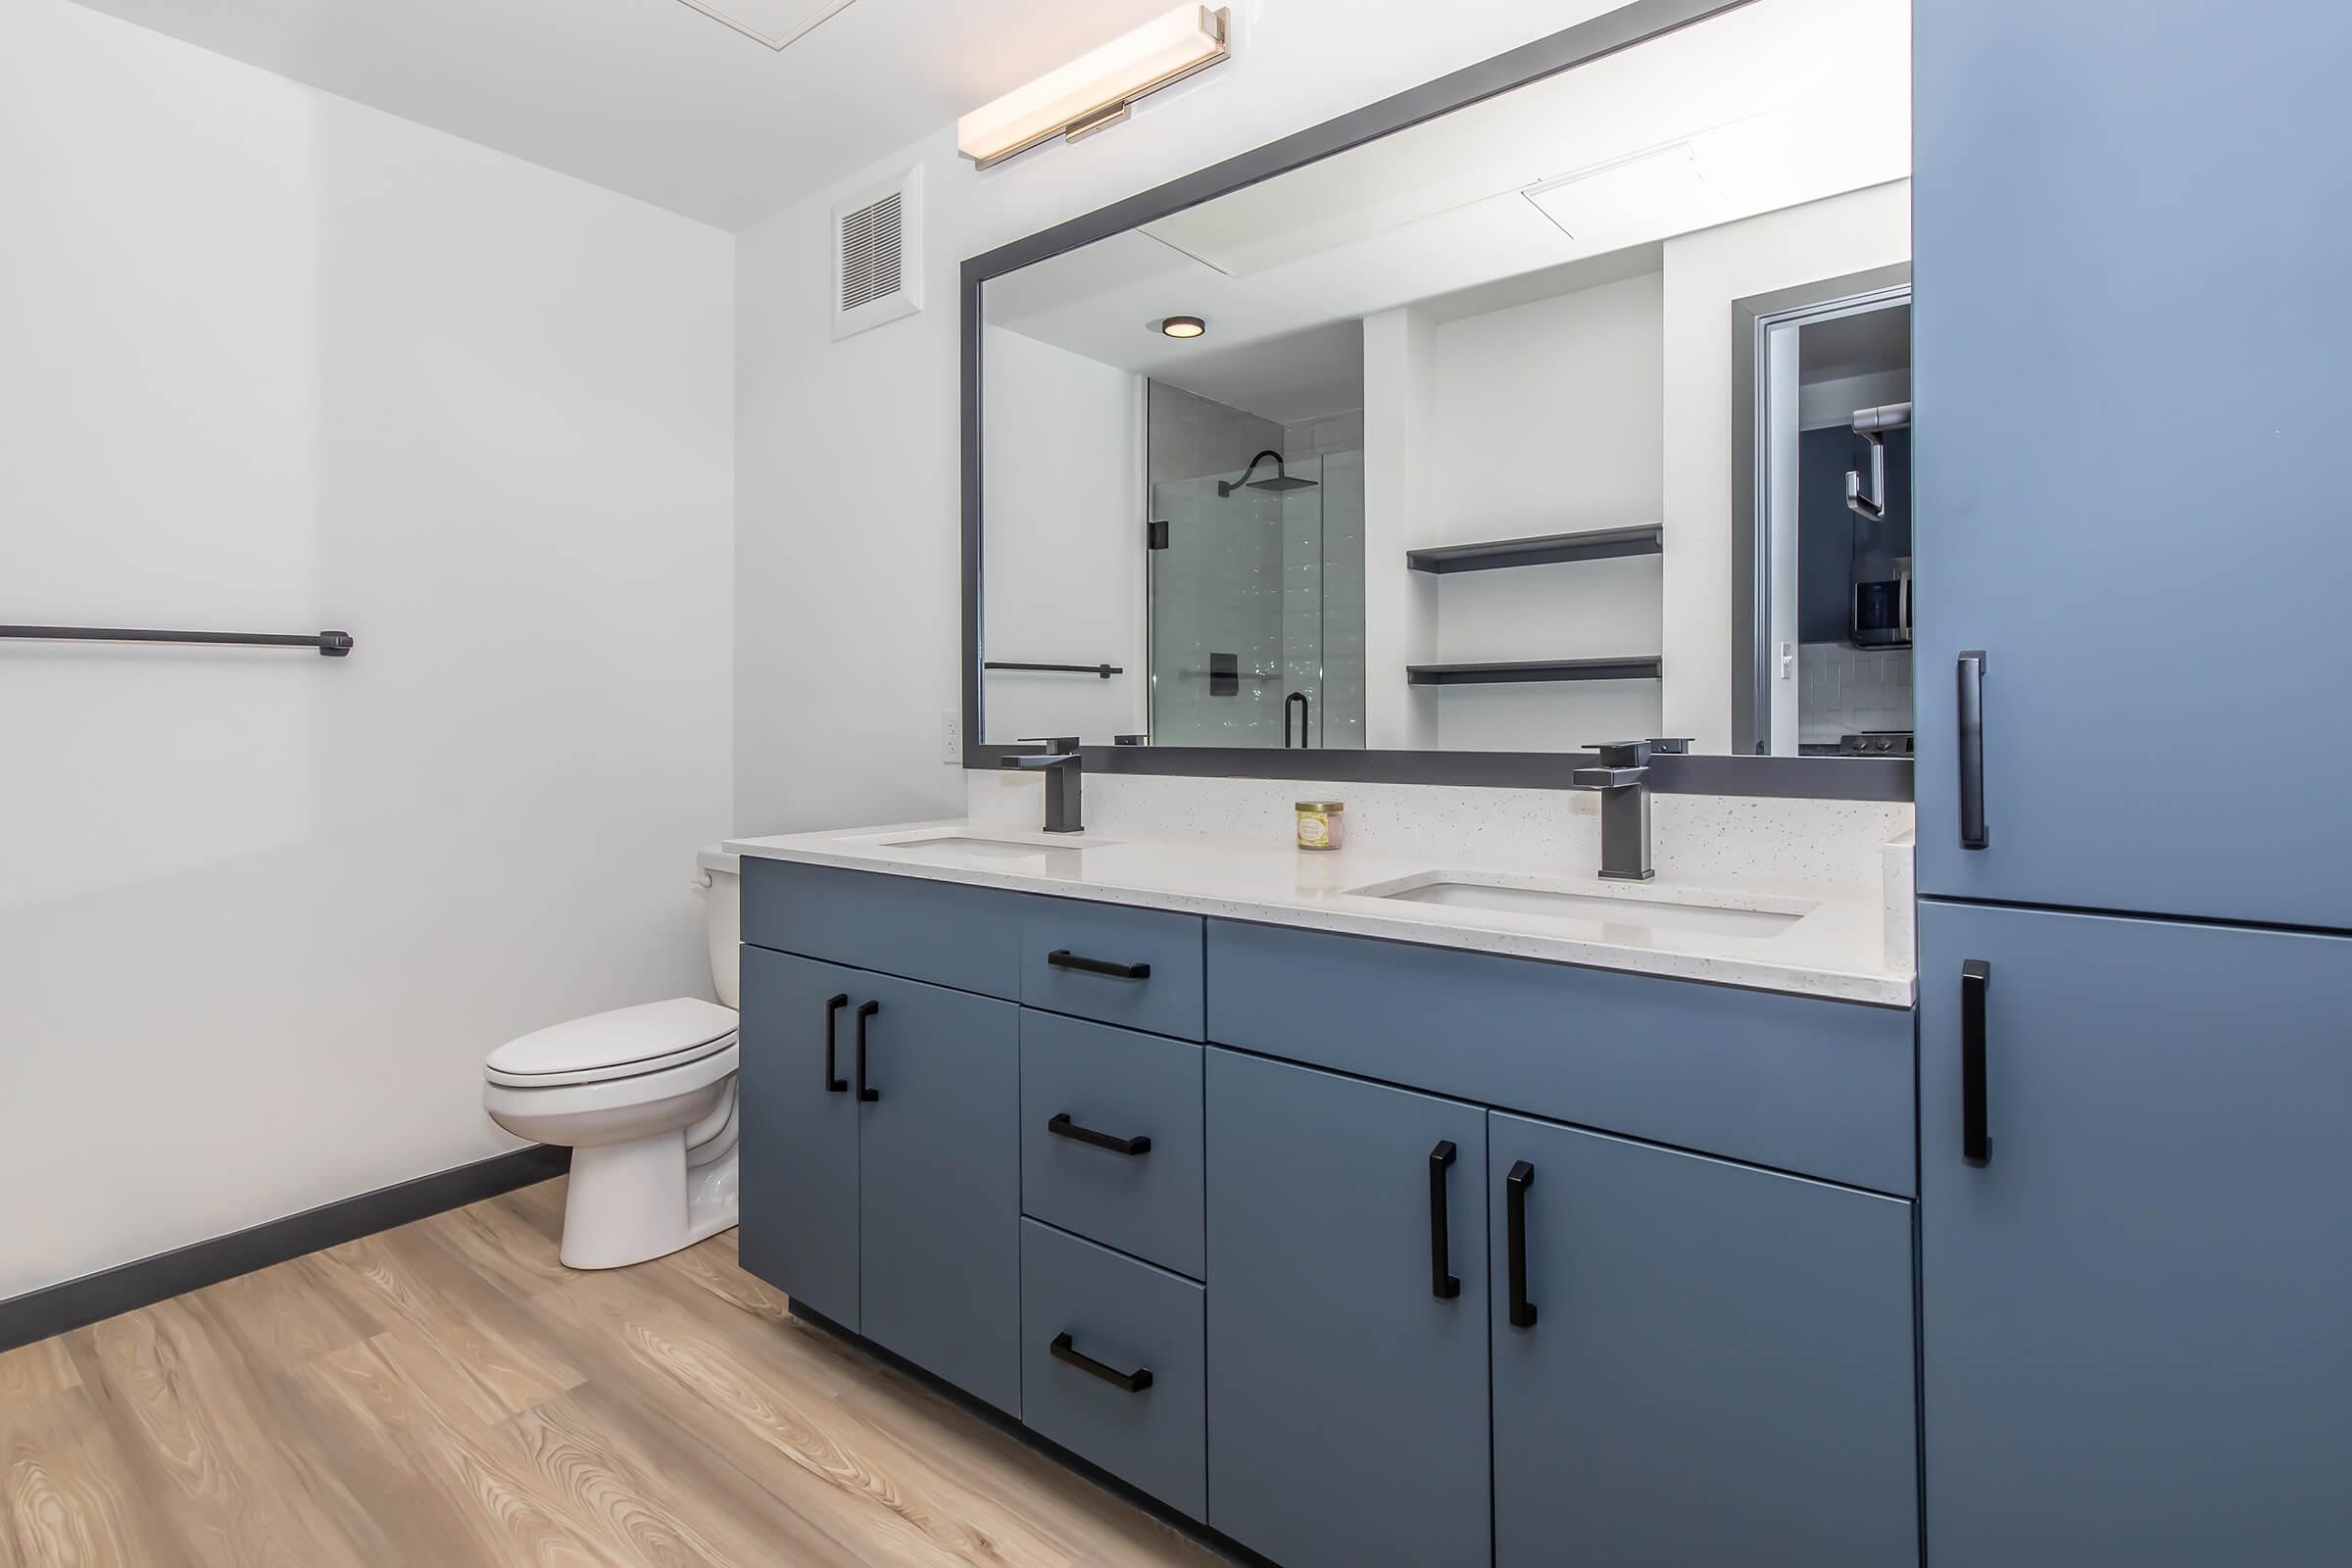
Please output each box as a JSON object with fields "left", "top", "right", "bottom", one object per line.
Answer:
{"left": 967, "top": 0, "right": 1912, "bottom": 793}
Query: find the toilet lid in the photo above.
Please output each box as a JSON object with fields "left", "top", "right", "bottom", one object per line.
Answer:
{"left": 487, "top": 998, "right": 739, "bottom": 1083}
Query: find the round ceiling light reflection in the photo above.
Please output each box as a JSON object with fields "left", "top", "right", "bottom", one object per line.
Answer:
{"left": 1159, "top": 316, "right": 1206, "bottom": 339}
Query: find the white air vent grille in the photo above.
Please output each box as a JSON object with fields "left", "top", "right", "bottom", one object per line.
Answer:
{"left": 831, "top": 167, "right": 922, "bottom": 339}
{"left": 839, "top": 191, "right": 903, "bottom": 313}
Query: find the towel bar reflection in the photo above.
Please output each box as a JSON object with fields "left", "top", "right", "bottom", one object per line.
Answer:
{"left": 0, "top": 625, "right": 354, "bottom": 657}
{"left": 985, "top": 661, "right": 1118, "bottom": 679}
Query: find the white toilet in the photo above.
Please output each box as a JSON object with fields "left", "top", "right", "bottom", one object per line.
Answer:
{"left": 482, "top": 848, "right": 745, "bottom": 1269}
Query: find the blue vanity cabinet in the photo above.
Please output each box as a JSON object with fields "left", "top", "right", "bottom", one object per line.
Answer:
{"left": 1919, "top": 901, "right": 2352, "bottom": 1566}
{"left": 1489, "top": 1114, "right": 1919, "bottom": 1568}
{"left": 1912, "top": 0, "right": 2352, "bottom": 929}
{"left": 1203, "top": 1051, "right": 1492, "bottom": 1568}
{"left": 738, "top": 946, "right": 864, "bottom": 1331}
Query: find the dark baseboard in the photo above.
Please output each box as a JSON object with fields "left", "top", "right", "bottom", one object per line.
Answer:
{"left": 0, "top": 1145, "right": 570, "bottom": 1354}
{"left": 788, "top": 1302, "right": 1273, "bottom": 1568}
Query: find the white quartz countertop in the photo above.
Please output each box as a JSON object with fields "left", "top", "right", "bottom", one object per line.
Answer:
{"left": 724, "top": 817, "right": 1916, "bottom": 1007}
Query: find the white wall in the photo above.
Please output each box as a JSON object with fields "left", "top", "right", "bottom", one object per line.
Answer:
{"left": 0, "top": 0, "right": 734, "bottom": 1298}
{"left": 734, "top": 0, "right": 1629, "bottom": 831}
{"left": 1422, "top": 272, "right": 1666, "bottom": 750}
{"left": 1659, "top": 180, "right": 1911, "bottom": 752}
{"left": 979, "top": 326, "right": 1145, "bottom": 747}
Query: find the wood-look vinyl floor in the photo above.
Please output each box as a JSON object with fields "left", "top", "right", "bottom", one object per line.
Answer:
{"left": 0, "top": 1179, "right": 1230, "bottom": 1567}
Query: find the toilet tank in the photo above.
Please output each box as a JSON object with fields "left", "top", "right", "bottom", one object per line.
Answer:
{"left": 696, "top": 847, "right": 743, "bottom": 1010}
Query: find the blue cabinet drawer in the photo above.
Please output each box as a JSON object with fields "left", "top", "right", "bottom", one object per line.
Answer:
{"left": 1020, "top": 1011, "right": 1204, "bottom": 1279}
{"left": 741, "top": 858, "right": 1027, "bottom": 999}
{"left": 1020, "top": 1219, "right": 1206, "bottom": 1521}
{"left": 1021, "top": 900, "right": 1203, "bottom": 1040}
{"left": 1207, "top": 921, "right": 1914, "bottom": 1197}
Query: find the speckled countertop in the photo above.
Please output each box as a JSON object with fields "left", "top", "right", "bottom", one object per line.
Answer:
{"left": 724, "top": 815, "right": 1916, "bottom": 1007}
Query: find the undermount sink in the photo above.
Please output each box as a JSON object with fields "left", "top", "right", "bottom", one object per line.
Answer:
{"left": 876, "top": 833, "right": 1086, "bottom": 861}
{"left": 1355, "top": 873, "right": 1812, "bottom": 940}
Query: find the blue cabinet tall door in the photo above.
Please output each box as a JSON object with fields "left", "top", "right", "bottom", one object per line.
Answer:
{"left": 1912, "top": 0, "right": 2352, "bottom": 928}
{"left": 1919, "top": 902, "right": 2352, "bottom": 1565}
{"left": 1203, "top": 1052, "right": 1491, "bottom": 1568}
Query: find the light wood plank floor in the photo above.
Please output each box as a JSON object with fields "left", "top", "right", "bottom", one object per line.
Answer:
{"left": 0, "top": 1179, "right": 1230, "bottom": 1567}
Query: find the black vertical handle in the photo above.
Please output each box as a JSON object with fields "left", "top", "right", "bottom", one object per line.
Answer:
{"left": 1961, "top": 960, "right": 1991, "bottom": 1164}
{"left": 822, "top": 993, "right": 850, "bottom": 1094}
{"left": 1505, "top": 1160, "right": 1537, "bottom": 1329}
{"left": 855, "top": 1000, "right": 880, "bottom": 1102}
{"left": 1428, "top": 1141, "right": 1460, "bottom": 1300}
{"left": 1957, "top": 651, "right": 1987, "bottom": 850}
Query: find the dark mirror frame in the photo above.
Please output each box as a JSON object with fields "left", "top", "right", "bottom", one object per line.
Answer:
{"left": 960, "top": 0, "right": 1911, "bottom": 802}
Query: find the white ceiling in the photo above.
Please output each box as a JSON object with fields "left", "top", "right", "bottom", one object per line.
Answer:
{"left": 985, "top": 0, "right": 1909, "bottom": 420}
{"left": 67, "top": 0, "right": 1183, "bottom": 229}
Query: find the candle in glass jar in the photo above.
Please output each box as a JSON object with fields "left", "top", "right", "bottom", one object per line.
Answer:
{"left": 1295, "top": 801, "right": 1346, "bottom": 852}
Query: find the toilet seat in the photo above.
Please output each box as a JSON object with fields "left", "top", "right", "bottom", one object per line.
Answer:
{"left": 486, "top": 997, "right": 739, "bottom": 1088}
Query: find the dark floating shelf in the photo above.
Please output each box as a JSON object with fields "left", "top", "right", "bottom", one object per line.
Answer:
{"left": 1406, "top": 656, "right": 1662, "bottom": 687}
{"left": 1406, "top": 523, "right": 1663, "bottom": 574}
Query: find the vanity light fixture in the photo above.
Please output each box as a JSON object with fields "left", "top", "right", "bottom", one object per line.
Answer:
{"left": 957, "top": 5, "right": 1230, "bottom": 170}
{"left": 1160, "top": 316, "right": 1206, "bottom": 338}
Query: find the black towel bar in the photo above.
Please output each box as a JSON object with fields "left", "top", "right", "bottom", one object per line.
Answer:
{"left": 0, "top": 625, "right": 354, "bottom": 657}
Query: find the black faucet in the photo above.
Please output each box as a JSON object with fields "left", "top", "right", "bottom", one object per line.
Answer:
{"left": 1002, "top": 737, "right": 1083, "bottom": 833}
{"left": 1569, "top": 739, "right": 1690, "bottom": 881}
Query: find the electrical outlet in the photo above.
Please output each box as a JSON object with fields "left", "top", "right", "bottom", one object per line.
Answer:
{"left": 940, "top": 710, "right": 961, "bottom": 764}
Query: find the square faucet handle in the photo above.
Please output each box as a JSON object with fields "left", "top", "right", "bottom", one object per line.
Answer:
{"left": 1645, "top": 737, "right": 1693, "bottom": 755}
{"left": 1581, "top": 740, "right": 1654, "bottom": 767}
{"left": 1016, "top": 736, "right": 1081, "bottom": 753}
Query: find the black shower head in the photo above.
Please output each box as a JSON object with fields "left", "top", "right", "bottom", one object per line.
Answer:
{"left": 1216, "top": 449, "right": 1318, "bottom": 498}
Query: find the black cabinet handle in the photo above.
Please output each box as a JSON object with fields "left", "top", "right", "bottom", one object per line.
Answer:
{"left": 1046, "top": 950, "right": 1152, "bottom": 981}
{"left": 1049, "top": 1332, "right": 1153, "bottom": 1394}
{"left": 1961, "top": 960, "right": 1991, "bottom": 1164}
{"left": 1505, "top": 1160, "right": 1537, "bottom": 1329}
{"left": 1428, "top": 1140, "right": 1460, "bottom": 1300}
{"left": 1046, "top": 1112, "right": 1151, "bottom": 1156}
{"left": 1957, "top": 651, "right": 1987, "bottom": 850}
{"left": 854, "top": 1000, "right": 880, "bottom": 1102}
{"left": 822, "top": 994, "right": 850, "bottom": 1094}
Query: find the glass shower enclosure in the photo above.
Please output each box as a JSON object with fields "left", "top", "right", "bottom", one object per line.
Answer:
{"left": 1149, "top": 449, "right": 1363, "bottom": 749}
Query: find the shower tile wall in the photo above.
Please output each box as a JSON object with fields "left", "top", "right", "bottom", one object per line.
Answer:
{"left": 1149, "top": 384, "right": 1365, "bottom": 750}
{"left": 1151, "top": 383, "right": 1286, "bottom": 747}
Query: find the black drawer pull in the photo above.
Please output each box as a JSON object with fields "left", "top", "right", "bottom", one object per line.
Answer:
{"left": 1429, "top": 1140, "right": 1460, "bottom": 1300}
{"left": 822, "top": 994, "right": 850, "bottom": 1094}
{"left": 1047, "top": 1112, "right": 1152, "bottom": 1156}
{"left": 1961, "top": 959, "right": 1991, "bottom": 1164}
{"left": 1957, "top": 651, "right": 1988, "bottom": 850}
{"left": 854, "top": 1000, "right": 880, "bottom": 1103}
{"left": 1505, "top": 1160, "right": 1537, "bottom": 1329}
{"left": 1050, "top": 1332, "right": 1153, "bottom": 1394}
{"left": 1047, "top": 950, "right": 1152, "bottom": 981}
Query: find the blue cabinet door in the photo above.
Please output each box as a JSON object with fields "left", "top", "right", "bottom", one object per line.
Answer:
{"left": 1920, "top": 901, "right": 2352, "bottom": 1565}
{"left": 737, "top": 948, "right": 862, "bottom": 1331}
{"left": 854, "top": 970, "right": 1022, "bottom": 1416}
{"left": 1489, "top": 1114, "right": 1917, "bottom": 1567}
{"left": 1913, "top": 0, "right": 2352, "bottom": 927}
{"left": 1203, "top": 1051, "right": 1490, "bottom": 1568}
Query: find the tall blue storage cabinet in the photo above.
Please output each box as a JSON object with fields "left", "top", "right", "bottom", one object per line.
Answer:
{"left": 1915, "top": 2, "right": 2352, "bottom": 1560}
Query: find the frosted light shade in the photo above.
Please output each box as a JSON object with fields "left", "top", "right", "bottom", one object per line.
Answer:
{"left": 958, "top": 5, "right": 1227, "bottom": 167}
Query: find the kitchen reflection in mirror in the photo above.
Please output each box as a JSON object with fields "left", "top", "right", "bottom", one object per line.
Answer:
{"left": 979, "top": 0, "right": 1913, "bottom": 758}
